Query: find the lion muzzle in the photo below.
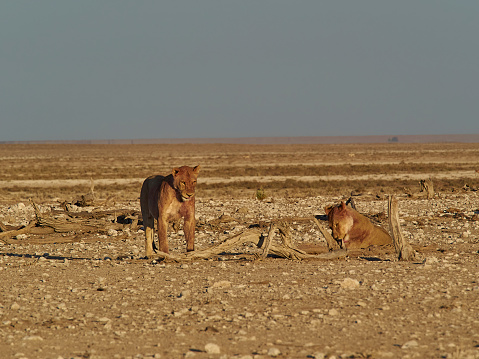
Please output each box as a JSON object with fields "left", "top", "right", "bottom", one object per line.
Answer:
{"left": 182, "top": 193, "right": 195, "bottom": 201}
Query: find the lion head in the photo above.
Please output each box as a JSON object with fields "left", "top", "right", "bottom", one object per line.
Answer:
{"left": 172, "top": 165, "right": 200, "bottom": 201}
{"left": 324, "top": 201, "right": 354, "bottom": 243}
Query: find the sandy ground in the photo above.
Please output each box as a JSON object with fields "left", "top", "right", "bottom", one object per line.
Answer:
{"left": 1, "top": 193, "right": 479, "bottom": 359}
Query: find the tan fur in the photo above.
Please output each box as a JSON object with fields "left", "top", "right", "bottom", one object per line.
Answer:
{"left": 324, "top": 201, "right": 392, "bottom": 249}
{"left": 140, "top": 165, "right": 200, "bottom": 257}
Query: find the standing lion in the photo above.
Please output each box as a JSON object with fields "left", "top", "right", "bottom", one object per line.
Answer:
{"left": 140, "top": 165, "right": 200, "bottom": 257}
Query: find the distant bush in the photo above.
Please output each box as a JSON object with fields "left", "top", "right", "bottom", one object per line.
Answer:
{"left": 255, "top": 188, "right": 266, "bottom": 201}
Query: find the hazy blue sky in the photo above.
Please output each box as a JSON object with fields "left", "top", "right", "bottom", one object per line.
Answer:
{"left": 1, "top": 1, "right": 478, "bottom": 141}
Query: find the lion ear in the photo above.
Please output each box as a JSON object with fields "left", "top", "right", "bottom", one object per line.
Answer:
{"left": 340, "top": 201, "right": 347, "bottom": 211}
{"left": 172, "top": 168, "right": 180, "bottom": 177}
{"left": 324, "top": 205, "right": 333, "bottom": 215}
{"left": 193, "top": 165, "right": 200, "bottom": 174}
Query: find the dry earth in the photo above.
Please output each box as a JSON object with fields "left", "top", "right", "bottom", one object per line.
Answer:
{"left": 1, "top": 143, "right": 479, "bottom": 359}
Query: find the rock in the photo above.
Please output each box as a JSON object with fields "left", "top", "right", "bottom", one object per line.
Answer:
{"left": 425, "top": 257, "right": 439, "bottom": 265}
{"left": 267, "top": 347, "right": 281, "bottom": 357}
{"left": 204, "top": 343, "right": 221, "bottom": 354}
{"left": 107, "top": 229, "right": 118, "bottom": 237}
{"left": 178, "top": 290, "right": 191, "bottom": 299}
{"left": 340, "top": 278, "right": 360, "bottom": 289}
{"left": 402, "top": 340, "right": 419, "bottom": 349}
{"left": 211, "top": 280, "right": 231, "bottom": 289}
{"left": 328, "top": 309, "right": 339, "bottom": 316}
{"left": 22, "top": 335, "right": 43, "bottom": 341}
{"left": 10, "top": 303, "right": 20, "bottom": 311}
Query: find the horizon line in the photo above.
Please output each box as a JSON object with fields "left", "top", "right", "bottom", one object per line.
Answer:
{"left": 1, "top": 133, "right": 479, "bottom": 145}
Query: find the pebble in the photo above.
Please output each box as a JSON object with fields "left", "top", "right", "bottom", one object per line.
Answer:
{"left": 328, "top": 308, "right": 339, "bottom": 316}
{"left": 267, "top": 347, "right": 281, "bottom": 357}
{"left": 204, "top": 343, "right": 221, "bottom": 354}
{"left": 425, "top": 257, "right": 439, "bottom": 265}
{"left": 211, "top": 280, "right": 232, "bottom": 289}
{"left": 1, "top": 194, "right": 479, "bottom": 358}
{"left": 402, "top": 340, "right": 419, "bottom": 349}
{"left": 178, "top": 290, "right": 191, "bottom": 299}
{"left": 107, "top": 229, "right": 118, "bottom": 236}
{"left": 340, "top": 278, "right": 360, "bottom": 289}
{"left": 22, "top": 335, "right": 44, "bottom": 341}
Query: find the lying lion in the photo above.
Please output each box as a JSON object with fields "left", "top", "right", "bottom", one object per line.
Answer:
{"left": 324, "top": 201, "right": 392, "bottom": 249}
{"left": 140, "top": 165, "right": 200, "bottom": 257}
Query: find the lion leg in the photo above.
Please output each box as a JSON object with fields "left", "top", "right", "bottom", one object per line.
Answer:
{"left": 157, "top": 218, "right": 169, "bottom": 254}
{"left": 140, "top": 179, "right": 155, "bottom": 258}
{"left": 145, "top": 226, "right": 154, "bottom": 258}
{"left": 143, "top": 215, "right": 155, "bottom": 258}
{"left": 184, "top": 216, "right": 195, "bottom": 252}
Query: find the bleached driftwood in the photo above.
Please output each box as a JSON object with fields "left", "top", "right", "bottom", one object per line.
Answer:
{"left": 31, "top": 201, "right": 128, "bottom": 234}
{"left": 150, "top": 224, "right": 347, "bottom": 262}
{"left": 0, "top": 221, "right": 8, "bottom": 232}
{"left": 388, "top": 195, "right": 417, "bottom": 261}
{"left": 261, "top": 223, "right": 276, "bottom": 258}
{"left": 419, "top": 179, "right": 435, "bottom": 199}
{"left": 0, "top": 221, "right": 36, "bottom": 243}
{"left": 23, "top": 201, "right": 347, "bottom": 262}
{"left": 312, "top": 217, "right": 341, "bottom": 251}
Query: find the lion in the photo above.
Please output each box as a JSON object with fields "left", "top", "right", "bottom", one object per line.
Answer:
{"left": 140, "top": 165, "right": 200, "bottom": 257}
{"left": 324, "top": 201, "right": 392, "bottom": 249}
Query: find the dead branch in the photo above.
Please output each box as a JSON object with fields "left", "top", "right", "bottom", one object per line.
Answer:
{"left": 277, "top": 223, "right": 292, "bottom": 247}
{"left": 149, "top": 226, "right": 347, "bottom": 262}
{"left": 0, "top": 220, "right": 8, "bottom": 232}
{"left": 261, "top": 223, "right": 276, "bottom": 258}
{"left": 25, "top": 200, "right": 346, "bottom": 262}
{"left": 346, "top": 196, "right": 357, "bottom": 210}
{"left": 388, "top": 195, "right": 417, "bottom": 261}
{"left": 0, "top": 221, "right": 36, "bottom": 243}
{"left": 419, "top": 179, "right": 435, "bottom": 199}
{"left": 312, "top": 217, "right": 341, "bottom": 251}
{"left": 31, "top": 200, "right": 122, "bottom": 234}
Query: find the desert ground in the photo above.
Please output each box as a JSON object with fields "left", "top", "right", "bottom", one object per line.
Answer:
{"left": 0, "top": 142, "right": 479, "bottom": 359}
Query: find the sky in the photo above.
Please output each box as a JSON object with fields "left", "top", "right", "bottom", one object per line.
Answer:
{"left": 1, "top": 1, "right": 478, "bottom": 142}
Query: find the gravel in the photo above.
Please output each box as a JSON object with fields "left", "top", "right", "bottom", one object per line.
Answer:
{"left": 1, "top": 193, "right": 479, "bottom": 358}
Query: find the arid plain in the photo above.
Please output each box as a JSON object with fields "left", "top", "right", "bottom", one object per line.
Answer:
{"left": 1, "top": 142, "right": 479, "bottom": 359}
